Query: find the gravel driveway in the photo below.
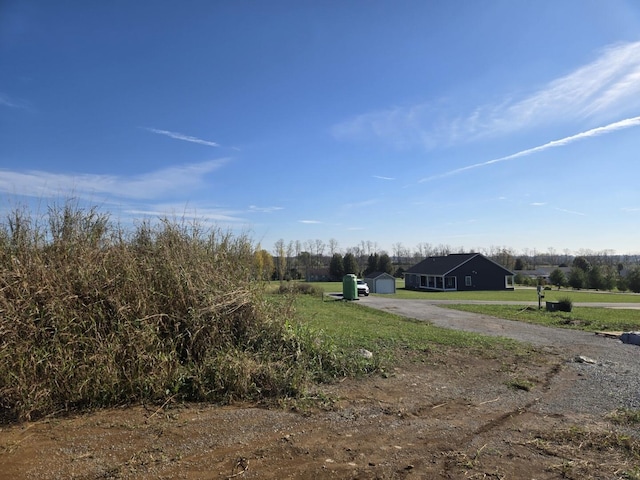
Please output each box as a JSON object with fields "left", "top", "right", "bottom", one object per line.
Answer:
{"left": 359, "top": 295, "right": 640, "bottom": 414}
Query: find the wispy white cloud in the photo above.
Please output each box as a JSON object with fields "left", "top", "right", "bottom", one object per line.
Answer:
{"left": 419, "top": 115, "right": 640, "bottom": 182}
{"left": 0, "top": 160, "right": 247, "bottom": 227}
{"left": 333, "top": 41, "right": 640, "bottom": 150}
{"left": 344, "top": 199, "right": 378, "bottom": 209}
{"left": 248, "top": 205, "right": 283, "bottom": 213}
{"left": 0, "top": 96, "right": 18, "bottom": 108}
{"left": 491, "top": 41, "right": 640, "bottom": 132}
{"left": 332, "top": 102, "right": 444, "bottom": 150}
{"left": 554, "top": 207, "right": 586, "bottom": 216}
{"left": 0, "top": 93, "right": 29, "bottom": 109}
{"left": 299, "top": 220, "right": 322, "bottom": 224}
{"left": 530, "top": 202, "right": 547, "bottom": 206}
{"left": 0, "top": 159, "right": 229, "bottom": 201}
{"left": 125, "top": 204, "right": 245, "bottom": 223}
{"left": 144, "top": 127, "right": 220, "bottom": 147}
{"left": 373, "top": 175, "right": 395, "bottom": 180}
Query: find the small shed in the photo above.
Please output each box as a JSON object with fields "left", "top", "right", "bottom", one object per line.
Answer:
{"left": 364, "top": 272, "right": 396, "bottom": 294}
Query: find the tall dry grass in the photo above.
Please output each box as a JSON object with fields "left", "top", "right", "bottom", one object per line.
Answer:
{"left": 0, "top": 202, "right": 342, "bottom": 422}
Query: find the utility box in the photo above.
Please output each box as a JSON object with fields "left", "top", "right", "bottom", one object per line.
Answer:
{"left": 342, "top": 274, "right": 358, "bottom": 300}
{"left": 621, "top": 332, "right": 640, "bottom": 346}
{"left": 546, "top": 301, "right": 559, "bottom": 311}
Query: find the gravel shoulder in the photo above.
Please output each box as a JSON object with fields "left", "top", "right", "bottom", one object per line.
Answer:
{"left": 360, "top": 295, "right": 640, "bottom": 414}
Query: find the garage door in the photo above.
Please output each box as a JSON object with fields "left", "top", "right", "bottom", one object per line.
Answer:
{"left": 375, "top": 278, "right": 395, "bottom": 294}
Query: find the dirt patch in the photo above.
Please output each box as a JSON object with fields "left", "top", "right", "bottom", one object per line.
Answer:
{"left": 1, "top": 346, "right": 638, "bottom": 479}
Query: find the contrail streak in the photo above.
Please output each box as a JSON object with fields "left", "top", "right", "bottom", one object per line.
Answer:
{"left": 144, "top": 127, "right": 220, "bottom": 147}
{"left": 419, "top": 115, "right": 640, "bottom": 182}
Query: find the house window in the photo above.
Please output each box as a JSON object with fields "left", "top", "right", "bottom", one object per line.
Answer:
{"left": 420, "top": 275, "right": 427, "bottom": 287}
{"left": 465, "top": 275, "right": 472, "bottom": 286}
{"left": 445, "top": 277, "right": 456, "bottom": 289}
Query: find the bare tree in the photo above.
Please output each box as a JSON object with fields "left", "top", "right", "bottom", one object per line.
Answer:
{"left": 286, "top": 240, "right": 295, "bottom": 275}
{"left": 434, "top": 244, "right": 451, "bottom": 256}
{"left": 304, "top": 239, "right": 315, "bottom": 266}
{"left": 349, "top": 244, "right": 366, "bottom": 276}
{"left": 328, "top": 238, "right": 339, "bottom": 256}
{"left": 392, "top": 242, "right": 404, "bottom": 263}
{"left": 273, "top": 238, "right": 286, "bottom": 281}
{"left": 314, "top": 239, "right": 325, "bottom": 266}
{"left": 414, "top": 242, "right": 432, "bottom": 260}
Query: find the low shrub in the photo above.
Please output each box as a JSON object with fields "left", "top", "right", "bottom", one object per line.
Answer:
{"left": 557, "top": 297, "right": 573, "bottom": 312}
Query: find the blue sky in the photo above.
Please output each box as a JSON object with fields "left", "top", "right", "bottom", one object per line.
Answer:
{"left": 2, "top": 1, "right": 640, "bottom": 256}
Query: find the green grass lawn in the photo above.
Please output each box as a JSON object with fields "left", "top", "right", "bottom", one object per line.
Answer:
{"left": 440, "top": 304, "right": 640, "bottom": 332}
{"left": 293, "top": 294, "right": 526, "bottom": 356}
{"left": 289, "top": 280, "right": 640, "bottom": 336}
{"left": 306, "top": 280, "right": 640, "bottom": 303}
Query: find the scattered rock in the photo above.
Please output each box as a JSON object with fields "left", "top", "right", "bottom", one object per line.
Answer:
{"left": 573, "top": 355, "right": 597, "bottom": 364}
{"left": 358, "top": 348, "right": 373, "bottom": 359}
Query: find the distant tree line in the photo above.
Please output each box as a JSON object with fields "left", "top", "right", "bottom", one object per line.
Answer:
{"left": 534, "top": 257, "right": 640, "bottom": 293}
{"left": 263, "top": 239, "right": 640, "bottom": 291}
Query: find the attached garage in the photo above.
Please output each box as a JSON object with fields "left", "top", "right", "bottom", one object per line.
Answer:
{"left": 364, "top": 272, "right": 396, "bottom": 294}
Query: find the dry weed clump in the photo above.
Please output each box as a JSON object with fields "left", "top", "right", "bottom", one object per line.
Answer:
{"left": 0, "top": 202, "right": 339, "bottom": 422}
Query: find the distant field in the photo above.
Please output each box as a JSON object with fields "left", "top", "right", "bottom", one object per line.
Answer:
{"left": 306, "top": 280, "right": 640, "bottom": 304}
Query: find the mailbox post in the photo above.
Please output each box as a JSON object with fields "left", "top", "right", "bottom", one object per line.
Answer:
{"left": 537, "top": 285, "right": 544, "bottom": 309}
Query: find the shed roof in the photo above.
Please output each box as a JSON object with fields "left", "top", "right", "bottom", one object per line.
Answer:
{"left": 364, "top": 271, "right": 395, "bottom": 279}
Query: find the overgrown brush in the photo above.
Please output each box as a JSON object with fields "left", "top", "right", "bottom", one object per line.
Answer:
{"left": 0, "top": 201, "right": 347, "bottom": 422}
{"left": 277, "top": 282, "right": 324, "bottom": 296}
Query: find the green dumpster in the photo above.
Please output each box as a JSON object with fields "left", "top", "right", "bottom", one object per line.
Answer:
{"left": 343, "top": 274, "right": 358, "bottom": 300}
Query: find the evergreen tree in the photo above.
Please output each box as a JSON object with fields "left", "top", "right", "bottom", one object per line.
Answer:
{"left": 378, "top": 253, "right": 393, "bottom": 275}
{"left": 364, "top": 253, "right": 379, "bottom": 275}
{"left": 329, "top": 253, "right": 344, "bottom": 281}
{"left": 343, "top": 252, "right": 359, "bottom": 276}
{"left": 549, "top": 268, "right": 566, "bottom": 288}
{"left": 568, "top": 268, "right": 587, "bottom": 289}
{"left": 626, "top": 266, "right": 640, "bottom": 293}
{"left": 588, "top": 264, "right": 605, "bottom": 290}
{"left": 572, "top": 256, "right": 592, "bottom": 272}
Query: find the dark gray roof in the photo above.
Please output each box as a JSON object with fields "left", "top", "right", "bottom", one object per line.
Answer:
{"left": 405, "top": 253, "right": 478, "bottom": 276}
{"left": 365, "top": 271, "right": 394, "bottom": 279}
{"left": 406, "top": 253, "right": 514, "bottom": 276}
